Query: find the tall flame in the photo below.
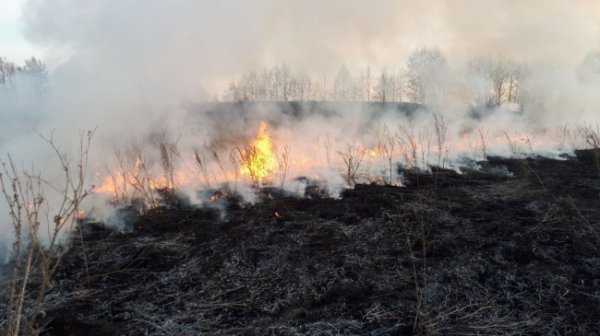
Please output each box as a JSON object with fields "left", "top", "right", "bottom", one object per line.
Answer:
{"left": 240, "top": 121, "right": 277, "bottom": 184}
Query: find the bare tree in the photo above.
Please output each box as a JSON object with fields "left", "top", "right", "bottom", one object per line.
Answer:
{"left": 469, "top": 57, "right": 525, "bottom": 106}
{"left": 22, "top": 57, "right": 46, "bottom": 76}
{"left": 375, "top": 68, "right": 389, "bottom": 103}
{"left": 225, "top": 81, "right": 241, "bottom": 101}
{"left": 0, "top": 56, "right": 32, "bottom": 89}
{"left": 389, "top": 70, "right": 403, "bottom": 102}
{"left": 373, "top": 68, "right": 403, "bottom": 103}
{"left": 365, "top": 66, "right": 371, "bottom": 101}
{"left": 296, "top": 72, "right": 312, "bottom": 101}
{"left": 333, "top": 65, "right": 353, "bottom": 101}
{"left": 4, "top": 61, "right": 17, "bottom": 85}
{"left": 577, "top": 50, "right": 600, "bottom": 84}
{"left": 0, "top": 57, "right": 6, "bottom": 85}
{"left": 405, "top": 47, "right": 448, "bottom": 104}
{"left": 320, "top": 72, "right": 328, "bottom": 101}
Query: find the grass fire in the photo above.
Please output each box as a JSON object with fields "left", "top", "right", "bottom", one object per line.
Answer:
{"left": 238, "top": 121, "right": 277, "bottom": 185}
{"left": 2, "top": 1, "right": 600, "bottom": 335}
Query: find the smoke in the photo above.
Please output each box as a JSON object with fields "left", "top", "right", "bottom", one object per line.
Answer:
{"left": 15, "top": 0, "right": 600, "bottom": 127}
{"left": 1, "top": 0, "right": 600, "bottom": 262}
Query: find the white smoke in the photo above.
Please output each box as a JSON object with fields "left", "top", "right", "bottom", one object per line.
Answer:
{"left": 1, "top": 0, "right": 600, "bottom": 262}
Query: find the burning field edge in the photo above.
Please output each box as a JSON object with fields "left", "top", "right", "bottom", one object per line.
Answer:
{"left": 3, "top": 150, "right": 600, "bottom": 335}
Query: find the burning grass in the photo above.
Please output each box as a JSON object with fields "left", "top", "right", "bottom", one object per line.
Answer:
{"left": 89, "top": 106, "right": 600, "bottom": 215}
{"left": 238, "top": 121, "right": 277, "bottom": 186}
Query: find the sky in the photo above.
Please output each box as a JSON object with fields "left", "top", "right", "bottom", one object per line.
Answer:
{"left": 0, "top": 0, "right": 40, "bottom": 62}
{"left": 2, "top": 0, "right": 600, "bottom": 79}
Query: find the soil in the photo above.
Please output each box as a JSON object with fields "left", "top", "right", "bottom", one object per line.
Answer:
{"left": 5, "top": 150, "right": 600, "bottom": 335}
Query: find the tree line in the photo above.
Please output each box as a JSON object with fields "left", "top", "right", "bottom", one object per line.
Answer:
{"left": 0, "top": 56, "right": 47, "bottom": 86}
{"left": 0, "top": 56, "right": 47, "bottom": 116}
{"left": 224, "top": 47, "right": 526, "bottom": 107}
{"left": 1, "top": 49, "right": 528, "bottom": 109}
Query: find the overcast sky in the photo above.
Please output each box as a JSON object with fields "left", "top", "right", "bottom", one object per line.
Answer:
{"left": 0, "top": 0, "right": 40, "bottom": 62}
{"left": 3, "top": 1, "right": 600, "bottom": 72}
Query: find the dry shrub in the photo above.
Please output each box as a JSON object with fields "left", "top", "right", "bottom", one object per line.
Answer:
{"left": 1, "top": 129, "right": 94, "bottom": 336}
{"left": 338, "top": 144, "right": 365, "bottom": 187}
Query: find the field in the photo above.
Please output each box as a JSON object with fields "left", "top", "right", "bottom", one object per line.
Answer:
{"left": 14, "top": 150, "right": 600, "bottom": 335}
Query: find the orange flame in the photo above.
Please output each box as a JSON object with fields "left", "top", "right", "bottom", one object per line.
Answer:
{"left": 240, "top": 121, "right": 277, "bottom": 184}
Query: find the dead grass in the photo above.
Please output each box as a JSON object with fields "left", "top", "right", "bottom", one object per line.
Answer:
{"left": 0, "top": 129, "right": 95, "bottom": 336}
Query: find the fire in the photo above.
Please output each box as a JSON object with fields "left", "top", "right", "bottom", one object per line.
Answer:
{"left": 368, "top": 148, "right": 386, "bottom": 158}
{"left": 239, "top": 121, "right": 277, "bottom": 184}
{"left": 90, "top": 112, "right": 561, "bottom": 208}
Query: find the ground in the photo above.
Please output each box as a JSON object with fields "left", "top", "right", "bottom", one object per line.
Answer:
{"left": 6, "top": 150, "right": 600, "bottom": 335}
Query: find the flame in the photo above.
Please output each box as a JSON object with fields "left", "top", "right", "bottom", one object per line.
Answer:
{"left": 368, "top": 148, "right": 386, "bottom": 158}
{"left": 94, "top": 161, "right": 195, "bottom": 201}
{"left": 240, "top": 121, "right": 277, "bottom": 184}
{"left": 95, "top": 174, "right": 121, "bottom": 195}
{"left": 90, "top": 113, "right": 561, "bottom": 208}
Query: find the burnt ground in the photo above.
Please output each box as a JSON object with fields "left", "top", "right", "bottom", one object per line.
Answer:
{"left": 7, "top": 150, "right": 600, "bottom": 335}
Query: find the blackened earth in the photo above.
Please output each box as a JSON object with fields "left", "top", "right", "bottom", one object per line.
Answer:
{"left": 16, "top": 150, "right": 600, "bottom": 335}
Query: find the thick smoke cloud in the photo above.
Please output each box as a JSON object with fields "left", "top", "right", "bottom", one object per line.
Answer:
{"left": 14, "top": 0, "right": 600, "bottom": 135}
{"left": 21, "top": 0, "right": 600, "bottom": 90}
{"left": 1, "top": 0, "right": 600, "bottom": 262}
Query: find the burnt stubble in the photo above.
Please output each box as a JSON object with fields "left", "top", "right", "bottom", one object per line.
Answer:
{"left": 37, "top": 150, "right": 600, "bottom": 335}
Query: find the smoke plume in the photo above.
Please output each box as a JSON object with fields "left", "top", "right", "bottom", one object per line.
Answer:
{"left": 2, "top": 0, "right": 600, "bottom": 262}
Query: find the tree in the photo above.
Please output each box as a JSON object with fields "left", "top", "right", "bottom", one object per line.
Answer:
{"left": 375, "top": 68, "right": 390, "bottom": 102}
{"left": 374, "top": 68, "right": 402, "bottom": 102}
{"left": 577, "top": 50, "right": 600, "bottom": 84}
{"left": 22, "top": 56, "right": 48, "bottom": 95}
{"left": 469, "top": 57, "right": 525, "bottom": 106}
{"left": 405, "top": 47, "right": 448, "bottom": 104}
{"left": 22, "top": 56, "right": 47, "bottom": 77}
{"left": 0, "top": 58, "right": 18, "bottom": 86}
{"left": 225, "top": 81, "right": 240, "bottom": 101}
{"left": 364, "top": 66, "right": 371, "bottom": 101}
{"left": 333, "top": 65, "right": 353, "bottom": 101}
{"left": 296, "top": 72, "right": 312, "bottom": 101}
{"left": 320, "top": 72, "right": 328, "bottom": 101}
{"left": 0, "top": 58, "right": 6, "bottom": 85}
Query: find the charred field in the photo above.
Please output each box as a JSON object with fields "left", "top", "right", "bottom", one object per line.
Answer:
{"left": 7, "top": 149, "right": 596, "bottom": 336}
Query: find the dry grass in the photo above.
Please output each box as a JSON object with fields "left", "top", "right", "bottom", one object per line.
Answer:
{"left": 337, "top": 144, "right": 365, "bottom": 187}
{"left": 374, "top": 124, "right": 397, "bottom": 185}
{"left": 276, "top": 144, "right": 290, "bottom": 189}
{"left": 0, "top": 129, "right": 94, "bottom": 336}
